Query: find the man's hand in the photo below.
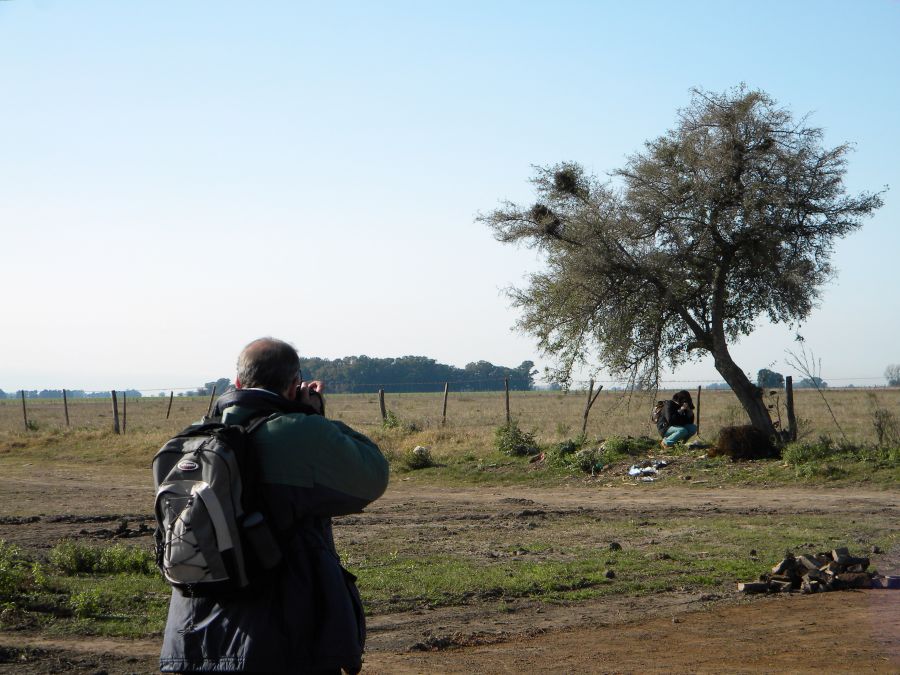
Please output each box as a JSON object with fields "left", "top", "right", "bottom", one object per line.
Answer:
{"left": 296, "top": 380, "right": 326, "bottom": 415}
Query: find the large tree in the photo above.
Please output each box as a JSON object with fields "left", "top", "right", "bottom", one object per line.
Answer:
{"left": 483, "top": 86, "right": 882, "bottom": 436}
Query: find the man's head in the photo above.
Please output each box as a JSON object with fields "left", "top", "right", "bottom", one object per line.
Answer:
{"left": 236, "top": 337, "right": 300, "bottom": 398}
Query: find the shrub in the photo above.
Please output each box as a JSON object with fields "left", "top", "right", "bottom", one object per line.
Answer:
{"left": 382, "top": 410, "right": 401, "bottom": 430}
{"left": 781, "top": 437, "right": 836, "bottom": 465}
{"left": 545, "top": 434, "right": 584, "bottom": 459}
{"left": 782, "top": 436, "right": 899, "bottom": 474}
{"left": 400, "top": 446, "right": 435, "bottom": 470}
{"left": 545, "top": 436, "right": 604, "bottom": 473}
{"left": 0, "top": 541, "right": 27, "bottom": 598}
{"left": 571, "top": 447, "right": 603, "bottom": 473}
{"left": 98, "top": 544, "right": 155, "bottom": 574}
{"left": 494, "top": 421, "right": 539, "bottom": 457}
{"left": 69, "top": 588, "right": 102, "bottom": 618}
{"left": 382, "top": 410, "right": 421, "bottom": 433}
{"left": 872, "top": 407, "right": 900, "bottom": 447}
{"left": 50, "top": 541, "right": 154, "bottom": 575}
{"left": 600, "top": 436, "right": 657, "bottom": 460}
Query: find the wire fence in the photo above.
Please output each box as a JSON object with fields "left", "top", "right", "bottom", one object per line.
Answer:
{"left": 2, "top": 381, "right": 898, "bottom": 444}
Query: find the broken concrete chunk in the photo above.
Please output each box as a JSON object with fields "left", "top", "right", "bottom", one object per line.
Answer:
{"left": 832, "top": 554, "right": 869, "bottom": 569}
{"left": 801, "top": 579, "right": 821, "bottom": 594}
{"left": 768, "top": 574, "right": 795, "bottom": 584}
{"left": 738, "top": 582, "right": 769, "bottom": 594}
{"left": 798, "top": 554, "right": 828, "bottom": 570}
{"left": 822, "top": 561, "right": 843, "bottom": 575}
{"left": 835, "top": 572, "right": 872, "bottom": 589}
{"left": 803, "top": 569, "right": 828, "bottom": 584}
{"left": 768, "top": 580, "right": 794, "bottom": 593}
{"left": 831, "top": 547, "right": 850, "bottom": 561}
{"left": 772, "top": 558, "right": 796, "bottom": 575}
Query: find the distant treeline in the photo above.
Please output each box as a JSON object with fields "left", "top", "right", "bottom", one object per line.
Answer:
{"left": 157, "top": 357, "right": 539, "bottom": 397}
{"left": 0, "top": 389, "right": 143, "bottom": 399}
{"left": 298, "top": 355, "right": 537, "bottom": 393}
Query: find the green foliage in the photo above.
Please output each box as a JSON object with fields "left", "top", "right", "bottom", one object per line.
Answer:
{"left": 782, "top": 437, "right": 899, "bottom": 477}
{"left": 0, "top": 540, "right": 27, "bottom": 598}
{"left": 544, "top": 435, "right": 602, "bottom": 473}
{"left": 69, "top": 588, "right": 102, "bottom": 618}
{"left": 382, "top": 409, "right": 401, "bottom": 429}
{"left": 398, "top": 446, "right": 435, "bottom": 471}
{"left": 868, "top": 393, "right": 900, "bottom": 447}
{"left": 600, "top": 435, "right": 657, "bottom": 459}
{"left": 494, "top": 421, "right": 540, "bottom": 456}
{"left": 50, "top": 541, "right": 155, "bottom": 576}
{"left": 381, "top": 410, "right": 421, "bottom": 433}
{"left": 30, "top": 562, "right": 49, "bottom": 589}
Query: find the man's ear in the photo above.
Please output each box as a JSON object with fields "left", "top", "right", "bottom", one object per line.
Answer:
{"left": 284, "top": 377, "right": 299, "bottom": 400}
{"left": 235, "top": 378, "right": 243, "bottom": 389}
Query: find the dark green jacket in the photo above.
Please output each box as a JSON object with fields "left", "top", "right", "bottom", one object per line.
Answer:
{"left": 160, "top": 389, "right": 389, "bottom": 673}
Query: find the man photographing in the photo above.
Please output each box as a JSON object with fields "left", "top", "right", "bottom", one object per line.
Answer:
{"left": 160, "top": 337, "right": 389, "bottom": 674}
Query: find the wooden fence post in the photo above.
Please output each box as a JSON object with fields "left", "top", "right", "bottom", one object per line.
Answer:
{"left": 785, "top": 376, "right": 797, "bottom": 442}
{"left": 122, "top": 391, "right": 127, "bottom": 434}
{"left": 111, "top": 390, "right": 121, "bottom": 434}
{"left": 441, "top": 382, "right": 449, "bottom": 426}
{"left": 166, "top": 391, "right": 174, "bottom": 420}
{"left": 378, "top": 389, "right": 386, "bottom": 421}
{"left": 63, "top": 389, "right": 70, "bottom": 427}
{"left": 504, "top": 377, "right": 510, "bottom": 425}
{"left": 206, "top": 385, "right": 218, "bottom": 417}
{"left": 696, "top": 385, "right": 702, "bottom": 436}
{"left": 20, "top": 391, "right": 29, "bottom": 431}
{"left": 581, "top": 379, "right": 603, "bottom": 436}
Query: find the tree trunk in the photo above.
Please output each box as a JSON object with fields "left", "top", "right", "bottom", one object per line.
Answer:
{"left": 711, "top": 344, "right": 777, "bottom": 438}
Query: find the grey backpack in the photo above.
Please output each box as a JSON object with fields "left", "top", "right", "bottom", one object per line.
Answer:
{"left": 152, "top": 415, "right": 282, "bottom": 595}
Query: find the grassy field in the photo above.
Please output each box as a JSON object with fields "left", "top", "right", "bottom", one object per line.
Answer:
{"left": 3, "top": 387, "right": 899, "bottom": 442}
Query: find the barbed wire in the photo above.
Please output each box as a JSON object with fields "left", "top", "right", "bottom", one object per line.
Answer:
{"left": 3, "top": 375, "right": 894, "bottom": 396}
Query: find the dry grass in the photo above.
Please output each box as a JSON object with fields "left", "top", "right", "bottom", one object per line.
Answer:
{"left": 1, "top": 388, "right": 897, "bottom": 468}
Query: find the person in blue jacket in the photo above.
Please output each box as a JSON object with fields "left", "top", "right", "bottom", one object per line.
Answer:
{"left": 160, "top": 337, "right": 390, "bottom": 674}
{"left": 656, "top": 389, "right": 697, "bottom": 448}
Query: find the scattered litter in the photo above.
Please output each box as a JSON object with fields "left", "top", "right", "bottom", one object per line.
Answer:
{"left": 737, "top": 547, "right": 894, "bottom": 594}
{"left": 629, "top": 460, "right": 668, "bottom": 478}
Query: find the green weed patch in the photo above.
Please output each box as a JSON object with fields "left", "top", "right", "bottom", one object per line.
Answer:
{"left": 0, "top": 539, "right": 167, "bottom": 638}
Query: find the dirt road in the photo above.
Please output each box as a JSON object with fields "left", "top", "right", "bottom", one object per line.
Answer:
{"left": 0, "top": 463, "right": 898, "bottom": 672}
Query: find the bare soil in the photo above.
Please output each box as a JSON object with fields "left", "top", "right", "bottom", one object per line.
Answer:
{"left": 0, "top": 463, "right": 898, "bottom": 673}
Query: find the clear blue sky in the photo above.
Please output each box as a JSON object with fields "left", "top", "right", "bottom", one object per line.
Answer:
{"left": 1, "top": 0, "right": 897, "bottom": 392}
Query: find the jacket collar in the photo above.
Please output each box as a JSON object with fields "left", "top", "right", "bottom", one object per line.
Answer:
{"left": 213, "top": 387, "right": 320, "bottom": 417}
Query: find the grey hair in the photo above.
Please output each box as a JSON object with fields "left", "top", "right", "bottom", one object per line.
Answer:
{"left": 236, "top": 337, "right": 300, "bottom": 394}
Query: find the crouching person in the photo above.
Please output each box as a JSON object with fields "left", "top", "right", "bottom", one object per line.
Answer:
{"left": 656, "top": 389, "right": 697, "bottom": 448}
{"left": 158, "top": 337, "right": 389, "bottom": 674}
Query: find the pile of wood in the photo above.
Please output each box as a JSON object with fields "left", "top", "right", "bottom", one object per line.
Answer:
{"left": 738, "top": 548, "right": 879, "bottom": 594}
